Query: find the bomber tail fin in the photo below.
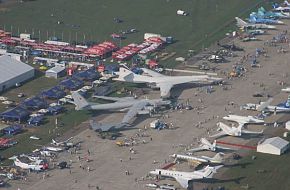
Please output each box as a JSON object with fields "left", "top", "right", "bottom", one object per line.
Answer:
{"left": 211, "top": 153, "right": 224, "bottom": 163}
{"left": 201, "top": 138, "right": 212, "bottom": 146}
{"left": 235, "top": 17, "right": 248, "bottom": 27}
{"left": 113, "top": 66, "right": 136, "bottom": 82}
{"left": 201, "top": 165, "right": 223, "bottom": 178}
{"left": 71, "top": 91, "right": 89, "bottom": 110}
{"left": 51, "top": 139, "right": 57, "bottom": 145}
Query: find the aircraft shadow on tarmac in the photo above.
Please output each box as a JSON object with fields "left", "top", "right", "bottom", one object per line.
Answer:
{"left": 223, "top": 162, "right": 252, "bottom": 169}
{"left": 213, "top": 133, "right": 264, "bottom": 140}
{"left": 199, "top": 176, "right": 246, "bottom": 185}
{"left": 187, "top": 177, "right": 246, "bottom": 190}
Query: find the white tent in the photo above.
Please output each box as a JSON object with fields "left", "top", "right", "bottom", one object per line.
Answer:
{"left": 0, "top": 55, "right": 34, "bottom": 92}
{"left": 45, "top": 66, "right": 66, "bottom": 79}
{"left": 257, "top": 137, "right": 289, "bottom": 155}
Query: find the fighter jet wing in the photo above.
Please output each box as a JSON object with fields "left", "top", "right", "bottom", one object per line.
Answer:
{"left": 121, "top": 101, "right": 148, "bottom": 124}
{"left": 209, "top": 131, "right": 227, "bottom": 138}
{"left": 141, "top": 68, "right": 165, "bottom": 77}
{"left": 92, "top": 95, "right": 134, "bottom": 102}
{"left": 175, "top": 177, "right": 191, "bottom": 189}
{"left": 216, "top": 145, "right": 235, "bottom": 150}
{"left": 158, "top": 83, "right": 174, "bottom": 98}
{"left": 257, "top": 98, "right": 273, "bottom": 112}
{"left": 242, "top": 128, "right": 264, "bottom": 134}
{"left": 188, "top": 146, "right": 206, "bottom": 152}
{"left": 90, "top": 121, "right": 129, "bottom": 132}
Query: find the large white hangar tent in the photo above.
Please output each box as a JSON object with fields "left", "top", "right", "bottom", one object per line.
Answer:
{"left": 257, "top": 137, "right": 289, "bottom": 155}
{"left": 0, "top": 55, "right": 35, "bottom": 92}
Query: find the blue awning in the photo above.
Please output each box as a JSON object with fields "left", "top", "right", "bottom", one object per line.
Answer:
{"left": 41, "top": 86, "right": 66, "bottom": 99}
{"left": 0, "top": 106, "right": 30, "bottom": 121}
{"left": 22, "top": 96, "right": 48, "bottom": 110}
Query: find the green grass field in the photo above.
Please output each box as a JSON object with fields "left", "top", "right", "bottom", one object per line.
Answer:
{"left": 0, "top": 0, "right": 269, "bottom": 67}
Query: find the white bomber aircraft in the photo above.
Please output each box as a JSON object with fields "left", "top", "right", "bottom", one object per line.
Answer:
{"left": 235, "top": 17, "right": 276, "bottom": 29}
{"left": 71, "top": 91, "right": 170, "bottom": 131}
{"left": 242, "top": 96, "right": 290, "bottom": 113}
{"left": 210, "top": 122, "right": 264, "bottom": 138}
{"left": 188, "top": 138, "right": 233, "bottom": 152}
{"left": 149, "top": 165, "right": 223, "bottom": 189}
{"left": 171, "top": 153, "right": 224, "bottom": 164}
{"left": 113, "top": 65, "right": 222, "bottom": 98}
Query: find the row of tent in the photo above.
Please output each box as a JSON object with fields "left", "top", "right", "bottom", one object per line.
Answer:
{"left": 0, "top": 68, "right": 100, "bottom": 122}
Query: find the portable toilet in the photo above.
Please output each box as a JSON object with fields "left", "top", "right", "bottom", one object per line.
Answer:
{"left": 285, "top": 121, "right": 290, "bottom": 131}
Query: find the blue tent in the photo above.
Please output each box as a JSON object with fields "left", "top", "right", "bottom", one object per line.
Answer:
{"left": 104, "top": 64, "right": 119, "bottom": 74}
{"left": 59, "top": 78, "right": 84, "bottom": 90}
{"left": 73, "top": 68, "right": 100, "bottom": 81}
{"left": 0, "top": 106, "right": 30, "bottom": 122}
{"left": 22, "top": 96, "right": 48, "bottom": 110}
{"left": 28, "top": 115, "right": 44, "bottom": 126}
{"left": 47, "top": 105, "right": 64, "bottom": 115}
{"left": 41, "top": 86, "right": 66, "bottom": 99}
{"left": 3, "top": 125, "right": 23, "bottom": 135}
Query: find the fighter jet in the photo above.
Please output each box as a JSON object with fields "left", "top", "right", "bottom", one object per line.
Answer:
{"left": 188, "top": 138, "right": 233, "bottom": 152}
{"left": 71, "top": 91, "right": 171, "bottom": 131}
{"left": 51, "top": 137, "right": 74, "bottom": 147}
{"left": 235, "top": 17, "right": 276, "bottom": 30}
{"left": 249, "top": 14, "right": 284, "bottom": 25}
{"left": 242, "top": 96, "right": 290, "bottom": 113}
{"left": 273, "top": 5, "right": 290, "bottom": 12}
{"left": 217, "top": 42, "right": 244, "bottom": 51}
{"left": 210, "top": 122, "right": 264, "bottom": 138}
{"left": 171, "top": 153, "right": 224, "bottom": 164}
{"left": 113, "top": 65, "right": 222, "bottom": 98}
{"left": 272, "top": 1, "right": 290, "bottom": 12}
{"left": 149, "top": 165, "right": 223, "bottom": 189}
{"left": 255, "top": 7, "right": 290, "bottom": 19}
{"left": 245, "top": 29, "right": 265, "bottom": 36}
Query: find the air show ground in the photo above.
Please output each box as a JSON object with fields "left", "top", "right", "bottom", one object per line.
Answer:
{"left": 7, "top": 18, "right": 290, "bottom": 190}
{"left": 0, "top": 0, "right": 267, "bottom": 66}
{"left": 0, "top": 0, "right": 273, "bottom": 161}
{"left": 1, "top": 0, "right": 290, "bottom": 190}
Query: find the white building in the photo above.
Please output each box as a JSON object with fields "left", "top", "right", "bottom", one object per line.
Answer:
{"left": 0, "top": 49, "right": 21, "bottom": 61}
{"left": 0, "top": 55, "right": 34, "bottom": 92}
{"left": 257, "top": 137, "right": 289, "bottom": 155}
{"left": 45, "top": 66, "right": 66, "bottom": 79}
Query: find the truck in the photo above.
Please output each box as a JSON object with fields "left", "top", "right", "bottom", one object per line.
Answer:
{"left": 144, "top": 33, "right": 162, "bottom": 40}
{"left": 177, "top": 10, "right": 188, "bottom": 16}
{"left": 20, "top": 33, "right": 31, "bottom": 40}
{"left": 115, "top": 140, "right": 130, "bottom": 147}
